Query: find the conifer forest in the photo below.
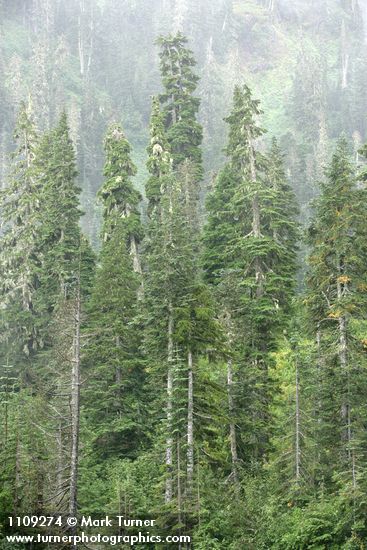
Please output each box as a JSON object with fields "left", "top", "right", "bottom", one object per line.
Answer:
{"left": 3, "top": 0, "right": 367, "bottom": 548}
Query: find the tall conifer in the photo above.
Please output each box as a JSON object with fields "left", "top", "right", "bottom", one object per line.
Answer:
{"left": 203, "top": 85, "right": 299, "bottom": 468}
{"left": 84, "top": 123, "right": 145, "bottom": 459}
{"left": 0, "top": 101, "right": 39, "bottom": 360}
{"left": 306, "top": 137, "right": 367, "bottom": 490}
{"left": 157, "top": 32, "right": 203, "bottom": 181}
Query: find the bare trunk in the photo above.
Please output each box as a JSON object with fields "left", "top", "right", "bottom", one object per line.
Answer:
{"left": 227, "top": 360, "right": 238, "bottom": 483}
{"left": 336, "top": 258, "right": 349, "bottom": 444}
{"left": 252, "top": 194, "right": 261, "bottom": 238}
{"left": 352, "top": 449, "right": 357, "bottom": 490}
{"left": 56, "top": 418, "right": 64, "bottom": 504}
{"left": 126, "top": 201, "right": 144, "bottom": 298}
{"left": 177, "top": 438, "right": 182, "bottom": 550}
{"left": 295, "top": 359, "right": 301, "bottom": 481}
{"left": 130, "top": 235, "right": 142, "bottom": 275}
{"left": 315, "top": 328, "right": 323, "bottom": 467}
{"left": 165, "top": 304, "right": 174, "bottom": 503}
{"left": 197, "top": 455, "right": 201, "bottom": 526}
{"left": 14, "top": 433, "right": 21, "bottom": 515}
{"left": 336, "top": 257, "right": 354, "bottom": 486}
{"left": 187, "top": 350, "right": 194, "bottom": 494}
{"left": 69, "top": 284, "right": 81, "bottom": 520}
{"left": 78, "top": 0, "right": 85, "bottom": 76}
{"left": 87, "top": 2, "right": 94, "bottom": 75}
{"left": 78, "top": 22, "right": 84, "bottom": 76}
{"left": 247, "top": 130, "right": 263, "bottom": 297}
{"left": 341, "top": 54, "right": 349, "bottom": 89}
{"left": 341, "top": 20, "right": 349, "bottom": 89}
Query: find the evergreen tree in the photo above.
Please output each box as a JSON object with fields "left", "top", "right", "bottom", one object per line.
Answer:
{"left": 203, "top": 85, "right": 299, "bottom": 469}
{"left": 30, "top": 111, "right": 89, "bottom": 343}
{"left": 306, "top": 137, "right": 367, "bottom": 493}
{"left": 157, "top": 32, "right": 203, "bottom": 181}
{"left": 0, "top": 101, "right": 40, "bottom": 361}
{"left": 0, "top": 107, "right": 94, "bottom": 520}
{"left": 84, "top": 123, "right": 145, "bottom": 460}
{"left": 144, "top": 99, "right": 222, "bottom": 534}
{"left": 145, "top": 96, "right": 172, "bottom": 216}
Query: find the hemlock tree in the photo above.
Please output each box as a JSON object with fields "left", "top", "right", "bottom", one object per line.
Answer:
{"left": 157, "top": 32, "right": 203, "bottom": 182}
{"left": 84, "top": 123, "right": 146, "bottom": 460}
{"left": 203, "top": 85, "right": 299, "bottom": 473}
{"left": 0, "top": 108, "right": 94, "bottom": 519}
{"left": 144, "top": 99, "right": 222, "bottom": 533}
{"left": 0, "top": 101, "right": 40, "bottom": 364}
{"left": 32, "top": 112, "right": 94, "bottom": 517}
{"left": 32, "top": 112, "right": 89, "bottom": 337}
{"left": 145, "top": 96, "right": 172, "bottom": 216}
{"left": 306, "top": 137, "right": 367, "bottom": 492}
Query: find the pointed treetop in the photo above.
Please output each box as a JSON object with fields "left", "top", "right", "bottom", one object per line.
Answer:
{"left": 156, "top": 32, "right": 203, "bottom": 179}
{"left": 146, "top": 97, "right": 172, "bottom": 213}
{"left": 12, "top": 100, "right": 38, "bottom": 157}
{"left": 99, "top": 122, "right": 139, "bottom": 216}
{"left": 225, "top": 84, "right": 265, "bottom": 170}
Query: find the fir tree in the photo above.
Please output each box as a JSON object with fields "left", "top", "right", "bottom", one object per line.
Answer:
{"left": 146, "top": 96, "right": 172, "bottom": 216}
{"left": 157, "top": 32, "right": 203, "bottom": 181}
{"left": 0, "top": 101, "right": 40, "bottom": 360}
{"left": 144, "top": 100, "right": 222, "bottom": 531}
{"left": 84, "top": 123, "right": 145, "bottom": 459}
{"left": 99, "top": 123, "right": 143, "bottom": 276}
{"left": 1, "top": 107, "right": 94, "bottom": 519}
{"left": 203, "top": 85, "right": 299, "bottom": 469}
{"left": 32, "top": 112, "right": 87, "bottom": 330}
{"left": 306, "top": 137, "right": 367, "bottom": 492}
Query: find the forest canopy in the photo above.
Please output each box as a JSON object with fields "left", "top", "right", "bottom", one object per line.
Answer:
{"left": 1, "top": 1, "right": 367, "bottom": 549}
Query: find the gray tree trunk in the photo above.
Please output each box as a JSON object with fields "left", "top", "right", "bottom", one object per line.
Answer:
{"left": 187, "top": 350, "right": 194, "bottom": 493}
{"left": 165, "top": 303, "right": 174, "bottom": 503}
{"left": 247, "top": 129, "right": 263, "bottom": 297}
{"left": 295, "top": 358, "right": 301, "bottom": 481}
{"left": 227, "top": 360, "right": 238, "bottom": 483}
{"left": 69, "top": 284, "right": 81, "bottom": 519}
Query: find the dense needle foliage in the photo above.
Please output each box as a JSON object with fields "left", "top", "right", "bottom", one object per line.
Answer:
{"left": 1, "top": 4, "right": 367, "bottom": 548}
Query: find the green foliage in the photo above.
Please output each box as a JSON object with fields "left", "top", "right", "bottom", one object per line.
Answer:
{"left": 84, "top": 122, "right": 146, "bottom": 461}
{"left": 157, "top": 32, "right": 203, "bottom": 181}
{"left": 305, "top": 137, "right": 367, "bottom": 495}
{"left": 204, "top": 84, "right": 299, "bottom": 464}
{"left": 146, "top": 96, "right": 172, "bottom": 214}
{"left": 3, "top": 4, "right": 367, "bottom": 547}
{"left": 0, "top": 101, "right": 40, "bottom": 360}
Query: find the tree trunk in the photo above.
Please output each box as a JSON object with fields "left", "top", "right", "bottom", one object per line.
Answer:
{"left": 69, "top": 284, "right": 81, "bottom": 520}
{"left": 227, "top": 360, "right": 238, "bottom": 483}
{"left": 177, "top": 437, "right": 182, "bottom": 550}
{"left": 315, "top": 327, "right": 323, "bottom": 468}
{"left": 126, "top": 201, "right": 144, "bottom": 298}
{"left": 130, "top": 235, "right": 142, "bottom": 275}
{"left": 78, "top": 0, "right": 85, "bottom": 76}
{"left": 187, "top": 350, "right": 194, "bottom": 494}
{"left": 247, "top": 129, "right": 263, "bottom": 297}
{"left": 56, "top": 417, "right": 64, "bottom": 506}
{"left": 336, "top": 258, "right": 349, "bottom": 442}
{"left": 336, "top": 256, "right": 354, "bottom": 484}
{"left": 165, "top": 303, "right": 174, "bottom": 503}
{"left": 341, "top": 20, "right": 349, "bottom": 89}
{"left": 295, "top": 358, "right": 301, "bottom": 481}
